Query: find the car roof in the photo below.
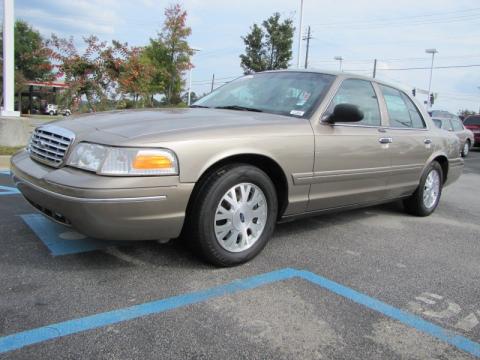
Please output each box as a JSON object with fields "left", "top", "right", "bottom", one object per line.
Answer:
{"left": 262, "top": 68, "right": 401, "bottom": 89}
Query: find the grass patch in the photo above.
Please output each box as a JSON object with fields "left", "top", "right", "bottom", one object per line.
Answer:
{"left": 0, "top": 146, "right": 25, "bottom": 155}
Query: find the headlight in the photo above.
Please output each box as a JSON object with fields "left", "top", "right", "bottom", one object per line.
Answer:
{"left": 67, "top": 143, "right": 178, "bottom": 176}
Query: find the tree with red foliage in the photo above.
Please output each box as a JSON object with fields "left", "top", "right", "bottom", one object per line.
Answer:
{"left": 48, "top": 35, "right": 129, "bottom": 111}
{"left": 118, "top": 47, "right": 155, "bottom": 107}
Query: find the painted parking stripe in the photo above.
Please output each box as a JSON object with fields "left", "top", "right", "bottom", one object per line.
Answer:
{"left": 0, "top": 268, "right": 479, "bottom": 357}
{"left": 0, "top": 170, "right": 11, "bottom": 175}
{"left": 21, "top": 213, "right": 137, "bottom": 256}
{"left": 0, "top": 185, "right": 19, "bottom": 195}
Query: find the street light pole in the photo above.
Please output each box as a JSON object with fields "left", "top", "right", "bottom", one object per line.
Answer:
{"left": 426, "top": 48, "right": 438, "bottom": 109}
{"left": 296, "top": 0, "right": 304, "bottom": 68}
{"left": 1, "top": 0, "right": 20, "bottom": 117}
{"left": 477, "top": 86, "right": 480, "bottom": 114}
{"left": 334, "top": 56, "right": 343, "bottom": 72}
{"left": 187, "top": 48, "right": 201, "bottom": 106}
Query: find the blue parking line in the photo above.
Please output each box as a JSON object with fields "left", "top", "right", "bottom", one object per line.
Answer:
{"left": 21, "top": 214, "right": 137, "bottom": 255}
{"left": 0, "top": 268, "right": 479, "bottom": 357}
{"left": 0, "top": 185, "right": 19, "bottom": 195}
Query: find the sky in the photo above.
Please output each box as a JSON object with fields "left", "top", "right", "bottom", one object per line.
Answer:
{"left": 11, "top": 0, "right": 480, "bottom": 113}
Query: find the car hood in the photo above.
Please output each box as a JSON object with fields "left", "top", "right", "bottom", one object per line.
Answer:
{"left": 50, "top": 108, "right": 303, "bottom": 141}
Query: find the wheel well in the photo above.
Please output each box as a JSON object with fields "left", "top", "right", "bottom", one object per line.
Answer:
{"left": 433, "top": 156, "right": 449, "bottom": 184}
{"left": 187, "top": 154, "right": 289, "bottom": 220}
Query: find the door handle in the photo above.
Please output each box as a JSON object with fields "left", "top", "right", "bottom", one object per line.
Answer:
{"left": 424, "top": 139, "right": 432, "bottom": 145}
{"left": 379, "top": 137, "right": 393, "bottom": 144}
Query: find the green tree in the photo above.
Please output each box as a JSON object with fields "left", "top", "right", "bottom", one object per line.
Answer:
{"left": 0, "top": 20, "right": 53, "bottom": 106}
{"left": 143, "top": 38, "right": 170, "bottom": 101}
{"left": 457, "top": 109, "right": 477, "bottom": 119}
{"left": 240, "top": 13, "right": 294, "bottom": 73}
{"left": 157, "top": 3, "right": 193, "bottom": 104}
{"left": 239, "top": 24, "right": 265, "bottom": 72}
{"left": 11, "top": 20, "right": 52, "bottom": 81}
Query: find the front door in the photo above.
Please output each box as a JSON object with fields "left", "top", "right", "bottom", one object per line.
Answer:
{"left": 308, "top": 78, "right": 391, "bottom": 211}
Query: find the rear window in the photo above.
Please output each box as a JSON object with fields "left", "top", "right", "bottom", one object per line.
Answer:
{"left": 464, "top": 116, "right": 480, "bottom": 125}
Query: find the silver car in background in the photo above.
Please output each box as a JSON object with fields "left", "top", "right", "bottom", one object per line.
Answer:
{"left": 11, "top": 70, "right": 463, "bottom": 266}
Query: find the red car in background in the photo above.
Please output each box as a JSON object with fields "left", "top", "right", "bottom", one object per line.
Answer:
{"left": 463, "top": 115, "right": 480, "bottom": 147}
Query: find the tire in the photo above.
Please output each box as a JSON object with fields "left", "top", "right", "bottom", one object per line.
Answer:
{"left": 461, "top": 140, "right": 470, "bottom": 157}
{"left": 49, "top": 110, "right": 54, "bottom": 116}
{"left": 187, "top": 164, "right": 278, "bottom": 267}
{"left": 403, "top": 161, "right": 443, "bottom": 217}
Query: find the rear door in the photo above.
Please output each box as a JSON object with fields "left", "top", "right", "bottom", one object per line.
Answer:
{"left": 377, "top": 84, "right": 434, "bottom": 199}
{"left": 307, "top": 78, "right": 390, "bottom": 211}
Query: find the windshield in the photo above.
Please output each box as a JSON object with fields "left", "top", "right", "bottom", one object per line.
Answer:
{"left": 464, "top": 116, "right": 480, "bottom": 125}
{"left": 193, "top": 72, "right": 335, "bottom": 118}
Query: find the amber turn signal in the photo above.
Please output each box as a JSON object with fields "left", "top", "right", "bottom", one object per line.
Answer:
{"left": 133, "top": 154, "right": 173, "bottom": 169}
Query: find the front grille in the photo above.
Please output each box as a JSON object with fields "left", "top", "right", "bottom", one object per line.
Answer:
{"left": 28, "top": 125, "right": 75, "bottom": 167}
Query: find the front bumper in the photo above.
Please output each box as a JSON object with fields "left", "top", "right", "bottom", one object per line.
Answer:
{"left": 11, "top": 151, "right": 194, "bottom": 241}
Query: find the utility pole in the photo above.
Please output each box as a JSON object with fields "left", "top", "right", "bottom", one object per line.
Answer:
{"left": 211, "top": 74, "right": 215, "bottom": 92}
{"left": 296, "top": 0, "right": 304, "bottom": 68}
{"left": 425, "top": 48, "right": 438, "bottom": 109}
{"left": 187, "top": 47, "right": 201, "bottom": 106}
{"left": 372, "top": 59, "right": 377, "bottom": 78}
{"left": 303, "top": 26, "right": 312, "bottom": 69}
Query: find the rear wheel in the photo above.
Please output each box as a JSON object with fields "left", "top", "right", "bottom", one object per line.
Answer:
{"left": 461, "top": 140, "right": 470, "bottom": 157}
{"left": 49, "top": 110, "right": 55, "bottom": 116}
{"left": 403, "top": 161, "right": 443, "bottom": 217}
{"left": 188, "top": 164, "right": 278, "bottom": 266}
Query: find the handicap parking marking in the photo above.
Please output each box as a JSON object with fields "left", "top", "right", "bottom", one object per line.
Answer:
{"left": 20, "top": 213, "right": 136, "bottom": 256}
{"left": 0, "top": 268, "right": 479, "bottom": 357}
{"left": 0, "top": 185, "right": 19, "bottom": 195}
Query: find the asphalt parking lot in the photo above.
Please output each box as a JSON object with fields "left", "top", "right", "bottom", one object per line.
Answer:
{"left": 1, "top": 151, "right": 479, "bottom": 359}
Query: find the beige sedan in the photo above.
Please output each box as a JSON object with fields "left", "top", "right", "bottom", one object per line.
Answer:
{"left": 432, "top": 117, "right": 474, "bottom": 157}
{"left": 11, "top": 70, "right": 463, "bottom": 266}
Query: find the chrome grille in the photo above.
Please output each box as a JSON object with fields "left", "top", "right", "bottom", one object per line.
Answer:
{"left": 28, "top": 125, "right": 75, "bottom": 167}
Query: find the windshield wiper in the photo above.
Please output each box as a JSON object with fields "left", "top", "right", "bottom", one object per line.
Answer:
{"left": 214, "top": 105, "right": 263, "bottom": 112}
{"left": 189, "top": 104, "right": 210, "bottom": 108}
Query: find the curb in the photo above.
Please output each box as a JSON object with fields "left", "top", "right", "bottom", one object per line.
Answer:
{"left": 0, "top": 155, "right": 11, "bottom": 170}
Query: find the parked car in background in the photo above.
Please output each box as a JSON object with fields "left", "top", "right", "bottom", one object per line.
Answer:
{"left": 463, "top": 115, "right": 480, "bottom": 148}
{"left": 61, "top": 108, "right": 72, "bottom": 116}
{"left": 429, "top": 110, "right": 456, "bottom": 119}
{"left": 11, "top": 70, "right": 464, "bottom": 266}
{"left": 43, "top": 104, "right": 58, "bottom": 116}
{"left": 432, "top": 117, "right": 474, "bottom": 157}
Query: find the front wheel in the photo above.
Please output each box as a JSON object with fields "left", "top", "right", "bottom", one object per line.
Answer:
{"left": 403, "top": 161, "right": 443, "bottom": 217}
{"left": 188, "top": 164, "right": 278, "bottom": 267}
{"left": 461, "top": 140, "right": 470, "bottom": 157}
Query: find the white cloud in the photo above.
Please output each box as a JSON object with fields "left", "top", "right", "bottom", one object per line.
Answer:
{"left": 12, "top": 0, "right": 480, "bottom": 112}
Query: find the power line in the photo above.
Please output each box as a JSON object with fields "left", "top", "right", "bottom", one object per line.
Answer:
{"left": 310, "top": 7, "right": 480, "bottom": 28}
{"left": 376, "top": 64, "right": 480, "bottom": 71}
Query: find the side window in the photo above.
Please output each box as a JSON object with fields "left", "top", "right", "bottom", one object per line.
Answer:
{"left": 451, "top": 118, "right": 464, "bottom": 131}
{"left": 401, "top": 93, "right": 426, "bottom": 129}
{"left": 328, "top": 79, "right": 381, "bottom": 126}
{"left": 441, "top": 119, "right": 453, "bottom": 131}
{"left": 380, "top": 85, "right": 414, "bottom": 128}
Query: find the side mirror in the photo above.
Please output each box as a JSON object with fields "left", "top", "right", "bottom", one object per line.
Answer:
{"left": 324, "top": 104, "right": 364, "bottom": 124}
